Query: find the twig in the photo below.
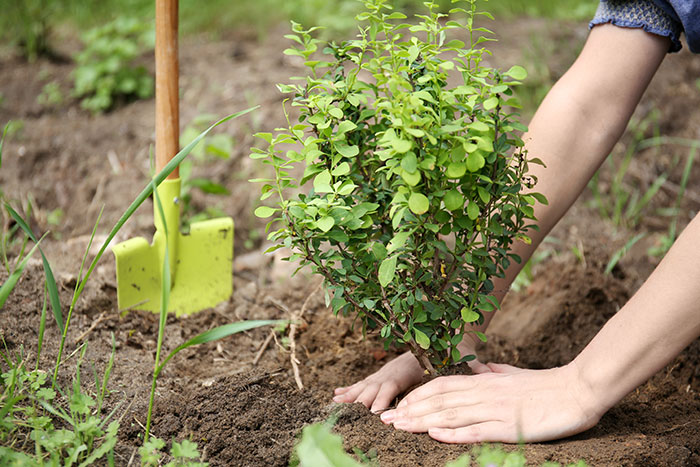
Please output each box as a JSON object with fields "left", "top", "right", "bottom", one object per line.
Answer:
{"left": 72, "top": 311, "right": 110, "bottom": 345}
{"left": 252, "top": 331, "right": 275, "bottom": 366}
{"left": 265, "top": 296, "right": 291, "bottom": 314}
{"left": 289, "top": 280, "right": 323, "bottom": 390}
{"left": 133, "top": 415, "right": 147, "bottom": 434}
{"left": 126, "top": 447, "right": 137, "bottom": 467}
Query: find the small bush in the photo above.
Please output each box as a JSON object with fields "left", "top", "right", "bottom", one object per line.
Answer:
{"left": 252, "top": 0, "right": 544, "bottom": 373}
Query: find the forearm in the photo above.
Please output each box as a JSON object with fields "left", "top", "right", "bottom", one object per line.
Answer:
{"left": 574, "top": 212, "right": 700, "bottom": 414}
{"left": 475, "top": 25, "right": 669, "bottom": 333}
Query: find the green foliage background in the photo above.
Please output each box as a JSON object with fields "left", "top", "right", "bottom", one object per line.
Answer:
{"left": 0, "top": 0, "right": 595, "bottom": 53}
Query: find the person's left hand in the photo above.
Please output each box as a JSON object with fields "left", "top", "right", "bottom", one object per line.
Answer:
{"left": 379, "top": 362, "right": 602, "bottom": 443}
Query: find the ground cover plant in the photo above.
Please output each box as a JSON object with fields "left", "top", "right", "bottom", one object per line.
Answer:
{"left": 253, "top": 0, "right": 545, "bottom": 373}
{"left": 72, "top": 17, "right": 155, "bottom": 113}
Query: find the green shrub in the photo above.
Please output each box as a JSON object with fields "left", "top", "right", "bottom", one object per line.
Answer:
{"left": 252, "top": 0, "right": 544, "bottom": 373}
{"left": 72, "top": 17, "right": 155, "bottom": 113}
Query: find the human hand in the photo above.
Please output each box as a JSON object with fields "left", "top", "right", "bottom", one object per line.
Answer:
{"left": 379, "top": 362, "right": 602, "bottom": 443}
{"left": 333, "top": 335, "right": 487, "bottom": 413}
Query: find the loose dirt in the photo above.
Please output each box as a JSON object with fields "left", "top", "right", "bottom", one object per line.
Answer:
{"left": 1, "top": 18, "right": 699, "bottom": 467}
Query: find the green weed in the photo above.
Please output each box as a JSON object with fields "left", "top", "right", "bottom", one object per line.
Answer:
{"left": 0, "top": 0, "right": 69, "bottom": 61}
{"left": 587, "top": 110, "right": 669, "bottom": 229}
{"left": 73, "top": 17, "right": 155, "bottom": 113}
{"left": 645, "top": 138, "right": 698, "bottom": 257}
{"left": 604, "top": 233, "right": 645, "bottom": 276}
{"left": 292, "top": 420, "right": 589, "bottom": 467}
{"left": 37, "top": 82, "right": 64, "bottom": 108}
{"left": 178, "top": 115, "right": 235, "bottom": 229}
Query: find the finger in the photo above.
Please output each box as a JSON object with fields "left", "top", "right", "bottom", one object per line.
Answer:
{"left": 486, "top": 362, "right": 521, "bottom": 374}
{"left": 428, "top": 421, "right": 515, "bottom": 444}
{"left": 468, "top": 358, "right": 492, "bottom": 374}
{"left": 371, "top": 382, "right": 399, "bottom": 414}
{"left": 334, "top": 384, "right": 356, "bottom": 395}
{"left": 353, "top": 385, "right": 381, "bottom": 408}
{"left": 398, "top": 375, "right": 476, "bottom": 408}
{"left": 333, "top": 382, "right": 365, "bottom": 402}
{"left": 392, "top": 403, "right": 500, "bottom": 433}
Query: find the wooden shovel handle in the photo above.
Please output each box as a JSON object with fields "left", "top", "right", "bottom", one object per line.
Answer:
{"left": 155, "top": 0, "right": 179, "bottom": 177}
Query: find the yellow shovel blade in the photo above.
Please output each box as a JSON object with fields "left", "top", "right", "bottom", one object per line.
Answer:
{"left": 113, "top": 217, "right": 233, "bottom": 316}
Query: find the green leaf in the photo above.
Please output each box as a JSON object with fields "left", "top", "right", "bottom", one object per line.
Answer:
{"left": 156, "top": 320, "right": 281, "bottom": 377}
{"left": 530, "top": 192, "right": 549, "bottom": 205}
{"left": 401, "top": 152, "right": 418, "bottom": 173}
{"left": 461, "top": 307, "right": 480, "bottom": 323}
{"left": 477, "top": 186, "right": 491, "bottom": 204}
{"left": 504, "top": 65, "right": 528, "bottom": 80}
{"left": 414, "top": 329, "right": 430, "bottom": 349}
{"left": 254, "top": 206, "right": 278, "bottom": 218}
{"left": 467, "top": 152, "right": 485, "bottom": 172}
{"left": 444, "top": 190, "right": 464, "bottom": 211}
{"left": 336, "top": 120, "right": 357, "bottom": 136}
{"left": 483, "top": 96, "right": 499, "bottom": 110}
{"left": 332, "top": 162, "right": 350, "bottom": 176}
{"left": 316, "top": 216, "right": 335, "bottom": 232}
{"left": 387, "top": 232, "right": 410, "bottom": 253}
{"left": 313, "top": 170, "right": 332, "bottom": 193}
{"left": 372, "top": 242, "right": 387, "bottom": 260}
{"left": 401, "top": 169, "right": 421, "bottom": 186}
{"left": 446, "top": 162, "right": 466, "bottom": 178}
{"left": 5, "top": 205, "right": 63, "bottom": 331}
{"left": 378, "top": 256, "right": 397, "bottom": 288}
{"left": 467, "top": 202, "right": 479, "bottom": 220}
{"left": 328, "top": 107, "right": 343, "bottom": 119}
{"left": 0, "top": 236, "right": 43, "bottom": 309}
{"left": 295, "top": 423, "right": 363, "bottom": 467}
{"left": 335, "top": 142, "right": 359, "bottom": 158}
{"left": 408, "top": 193, "right": 429, "bottom": 215}
{"left": 171, "top": 439, "right": 200, "bottom": 460}
{"left": 468, "top": 120, "right": 490, "bottom": 132}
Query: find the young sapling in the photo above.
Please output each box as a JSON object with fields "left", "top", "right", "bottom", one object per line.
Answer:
{"left": 253, "top": 0, "right": 545, "bottom": 374}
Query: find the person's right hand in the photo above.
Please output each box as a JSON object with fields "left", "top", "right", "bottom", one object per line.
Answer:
{"left": 333, "top": 335, "right": 489, "bottom": 413}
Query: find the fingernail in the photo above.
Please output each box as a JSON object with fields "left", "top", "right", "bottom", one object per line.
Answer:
{"left": 380, "top": 411, "right": 394, "bottom": 423}
{"left": 398, "top": 400, "right": 407, "bottom": 408}
{"left": 332, "top": 396, "right": 343, "bottom": 402}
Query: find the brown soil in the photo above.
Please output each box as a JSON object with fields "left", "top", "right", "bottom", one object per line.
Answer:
{"left": 1, "top": 17, "right": 699, "bottom": 467}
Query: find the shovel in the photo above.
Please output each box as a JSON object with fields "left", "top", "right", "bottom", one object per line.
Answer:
{"left": 113, "top": 0, "right": 233, "bottom": 316}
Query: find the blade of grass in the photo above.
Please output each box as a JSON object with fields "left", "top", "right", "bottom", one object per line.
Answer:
{"left": 605, "top": 233, "right": 645, "bottom": 275}
{"left": 52, "top": 206, "right": 103, "bottom": 387}
{"left": 0, "top": 121, "right": 9, "bottom": 170}
{"left": 145, "top": 179, "right": 170, "bottom": 441}
{"left": 36, "top": 285, "right": 48, "bottom": 371}
{"left": 156, "top": 320, "right": 284, "bottom": 377}
{"left": 628, "top": 172, "right": 668, "bottom": 226}
{"left": 5, "top": 205, "right": 63, "bottom": 331}
{"left": 97, "top": 332, "right": 116, "bottom": 415}
{"left": 0, "top": 232, "right": 47, "bottom": 308}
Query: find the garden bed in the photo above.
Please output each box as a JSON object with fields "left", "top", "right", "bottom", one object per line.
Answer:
{"left": 1, "top": 18, "right": 699, "bottom": 466}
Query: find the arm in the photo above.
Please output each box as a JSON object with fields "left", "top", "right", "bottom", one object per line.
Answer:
{"left": 474, "top": 23, "right": 670, "bottom": 332}
{"left": 380, "top": 211, "right": 700, "bottom": 442}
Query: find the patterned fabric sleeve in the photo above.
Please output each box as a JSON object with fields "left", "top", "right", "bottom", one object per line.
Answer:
{"left": 590, "top": 0, "right": 683, "bottom": 52}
